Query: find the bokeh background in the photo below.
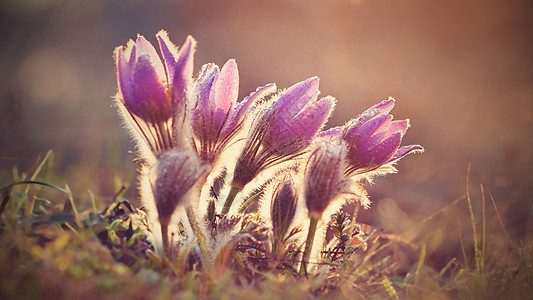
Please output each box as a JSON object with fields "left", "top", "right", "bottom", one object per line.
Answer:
{"left": 1, "top": 0, "right": 532, "bottom": 263}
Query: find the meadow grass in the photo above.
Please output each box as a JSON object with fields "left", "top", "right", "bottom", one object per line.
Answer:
{"left": 0, "top": 152, "right": 531, "bottom": 299}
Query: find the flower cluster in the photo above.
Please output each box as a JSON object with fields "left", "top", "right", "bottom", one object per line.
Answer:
{"left": 114, "top": 30, "right": 423, "bottom": 272}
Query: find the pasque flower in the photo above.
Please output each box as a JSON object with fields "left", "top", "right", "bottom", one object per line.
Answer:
{"left": 265, "top": 172, "right": 299, "bottom": 256}
{"left": 232, "top": 77, "right": 335, "bottom": 190}
{"left": 300, "top": 140, "right": 350, "bottom": 274}
{"left": 303, "top": 140, "right": 349, "bottom": 218}
{"left": 269, "top": 173, "right": 298, "bottom": 242}
{"left": 115, "top": 31, "right": 196, "bottom": 154}
{"left": 153, "top": 149, "right": 209, "bottom": 226}
{"left": 263, "top": 77, "right": 334, "bottom": 155}
{"left": 320, "top": 98, "right": 423, "bottom": 175}
{"left": 191, "top": 59, "right": 276, "bottom": 163}
{"left": 151, "top": 148, "right": 209, "bottom": 255}
{"left": 222, "top": 77, "right": 334, "bottom": 214}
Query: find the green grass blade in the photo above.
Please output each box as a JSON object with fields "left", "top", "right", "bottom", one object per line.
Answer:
{"left": 0, "top": 192, "right": 10, "bottom": 215}
{"left": 382, "top": 276, "right": 399, "bottom": 300}
{"left": 64, "top": 184, "right": 79, "bottom": 224}
{"left": 0, "top": 180, "right": 70, "bottom": 195}
{"left": 458, "top": 218, "right": 470, "bottom": 269}
{"left": 24, "top": 150, "right": 53, "bottom": 194}
{"left": 88, "top": 189, "right": 97, "bottom": 212}
{"left": 237, "top": 190, "right": 263, "bottom": 213}
{"left": 439, "top": 257, "right": 458, "bottom": 278}
{"left": 415, "top": 243, "right": 427, "bottom": 285}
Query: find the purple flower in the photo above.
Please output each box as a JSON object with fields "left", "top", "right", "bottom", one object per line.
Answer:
{"left": 114, "top": 31, "right": 196, "bottom": 153}
{"left": 191, "top": 59, "right": 276, "bottom": 163}
{"left": 263, "top": 77, "right": 335, "bottom": 155}
{"left": 232, "top": 77, "right": 334, "bottom": 189}
{"left": 320, "top": 98, "right": 423, "bottom": 175}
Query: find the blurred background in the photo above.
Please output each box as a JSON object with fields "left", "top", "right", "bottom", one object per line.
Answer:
{"left": 1, "top": 0, "right": 532, "bottom": 264}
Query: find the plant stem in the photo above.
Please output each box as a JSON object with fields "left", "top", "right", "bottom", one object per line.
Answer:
{"left": 299, "top": 216, "right": 319, "bottom": 275}
{"left": 221, "top": 185, "right": 240, "bottom": 215}
{"left": 185, "top": 205, "right": 210, "bottom": 260}
{"left": 272, "top": 237, "right": 280, "bottom": 258}
{"left": 161, "top": 223, "right": 169, "bottom": 258}
{"left": 351, "top": 204, "right": 360, "bottom": 227}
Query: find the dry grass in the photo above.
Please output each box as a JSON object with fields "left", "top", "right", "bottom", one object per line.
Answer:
{"left": 0, "top": 152, "right": 531, "bottom": 299}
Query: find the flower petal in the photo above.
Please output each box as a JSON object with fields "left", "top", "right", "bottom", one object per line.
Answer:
{"left": 281, "top": 96, "right": 335, "bottom": 145}
{"left": 156, "top": 30, "right": 178, "bottom": 82}
{"left": 222, "top": 83, "right": 276, "bottom": 137}
{"left": 126, "top": 40, "right": 136, "bottom": 68}
{"left": 135, "top": 35, "right": 166, "bottom": 81}
{"left": 384, "top": 144, "right": 424, "bottom": 164}
{"left": 233, "top": 83, "right": 276, "bottom": 120}
{"left": 389, "top": 119, "right": 409, "bottom": 136}
{"left": 371, "top": 98, "right": 395, "bottom": 115}
{"left": 348, "top": 98, "right": 396, "bottom": 130}
{"left": 344, "top": 114, "right": 391, "bottom": 149}
{"left": 213, "top": 59, "right": 239, "bottom": 112}
{"left": 172, "top": 35, "right": 196, "bottom": 102}
{"left": 131, "top": 55, "right": 169, "bottom": 121}
{"left": 317, "top": 126, "right": 343, "bottom": 140}
{"left": 353, "top": 131, "right": 402, "bottom": 167}
{"left": 115, "top": 46, "right": 133, "bottom": 104}
{"left": 192, "top": 63, "right": 219, "bottom": 135}
{"left": 272, "top": 77, "right": 320, "bottom": 121}
{"left": 193, "top": 64, "right": 218, "bottom": 108}
{"left": 156, "top": 32, "right": 197, "bottom": 106}
{"left": 199, "top": 59, "right": 240, "bottom": 140}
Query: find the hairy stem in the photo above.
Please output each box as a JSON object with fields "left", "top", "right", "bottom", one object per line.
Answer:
{"left": 186, "top": 205, "right": 210, "bottom": 260}
{"left": 161, "top": 223, "right": 169, "bottom": 259}
{"left": 221, "top": 185, "right": 241, "bottom": 215}
{"left": 351, "top": 204, "right": 360, "bottom": 229}
{"left": 300, "top": 216, "right": 319, "bottom": 275}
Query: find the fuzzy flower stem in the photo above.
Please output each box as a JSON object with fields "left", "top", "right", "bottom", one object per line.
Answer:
{"left": 185, "top": 205, "right": 210, "bottom": 259}
{"left": 221, "top": 185, "right": 240, "bottom": 215}
{"left": 300, "top": 215, "right": 319, "bottom": 275}
{"left": 161, "top": 223, "right": 169, "bottom": 258}
{"left": 351, "top": 204, "right": 360, "bottom": 229}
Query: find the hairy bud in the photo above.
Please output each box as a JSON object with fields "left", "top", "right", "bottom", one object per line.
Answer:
{"left": 303, "top": 140, "right": 349, "bottom": 217}
{"left": 152, "top": 149, "right": 208, "bottom": 225}
{"left": 270, "top": 173, "right": 298, "bottom": 240}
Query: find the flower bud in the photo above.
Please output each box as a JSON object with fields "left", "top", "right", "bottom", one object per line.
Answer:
{"left": 303, "top": 140, "right": 349, "bottom": 217}
{"left": 270, "top": 173, "right": 298, "bottom": 240}
{"left": 152, "top": 149, "right": 208, "bottom": 225}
